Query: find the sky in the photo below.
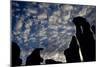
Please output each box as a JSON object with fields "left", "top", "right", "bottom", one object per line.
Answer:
{"left": 11, "top": 1, "right": 96, "bottom": 65}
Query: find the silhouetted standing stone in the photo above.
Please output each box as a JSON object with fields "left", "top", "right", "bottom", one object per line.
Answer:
{"left": 11, "top": 42, "right": 22, "bottom": 67}
{"left": 45, "top": 59, "right": 62, "bottom": 64}
{"left": 91, "top": 25, "right": 96, "bottom": 34}
{"left": 26, "top": 48, "right": 43, "bottom": 65}
{"left": 64, "top": 36, "right": 81, "bottom": 63}
{"left": 72, "top": 16, "right": 96, "bottom": 62}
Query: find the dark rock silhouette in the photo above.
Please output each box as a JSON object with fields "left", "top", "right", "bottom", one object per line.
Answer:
{"left": 64, "top": 36, "right": 81, "bottom": 63}
{"left": 45, "top": 59, "right": 62, "bottom": 64}
{"left": 26, "top": 48, "right": 43, "bottom": 65}
{"left": 91, "top": 25, "right": 96, "bottom": 34}
{"left": 72, "top": 16, "right": 96, "bottom": 62}
{"left": 11, "top": 42, "right": 22, "bottom": 67}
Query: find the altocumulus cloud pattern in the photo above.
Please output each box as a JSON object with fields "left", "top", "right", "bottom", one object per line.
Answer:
{"left": 11, "top": 1, "right": 96, "bottom": 65}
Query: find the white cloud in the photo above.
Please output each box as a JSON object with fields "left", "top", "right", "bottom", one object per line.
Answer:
{"left": 38, "top": 28, "right": 47, "bottom": 37}
{"left": 25, "top": 19, "right": 33, "bottom": 28}
{"left": 40, "top": 36, "right": 47, "bottom": 41}
{"left": 38, "top": 13, "right": 47, "bottom": 20}
{"left": 49, "top": 15, "right": 58, "bottom": 25}
{"left": 60, "top": 30, "right": 66, "bottom": 34}
{"left": 48, "top": 25, "right": 58, "bottom": 30}
{"left": 29, "top": 37, "right": 36, "bottom": 42}
{"left": 27, "top": 8, "right": 37, "bottom": 14}
{"left": 78, "top": 7, "right": 89, "bottom": 16}
{"left": 39, "top": 3, "right": 50, "bottom": 8}
{"left": 62, "top": 12, "right": 71, "bottom": 21}
{"left": 21, "top": 19, "right": 33, "bottom": 43}
{"left": 61, "top": 5, "right": 73, "bottom": 12}
{"left": 16, "top": 16, "right": 23, "bottom": 32}
{"left": 57, "top": 18, "right": 62, "bottom": 23}
{"left": 26, "top": 8, "right": 37, "bottom": 16}
{"left": 53, "top": 10, "right": 61, "bottom": 17}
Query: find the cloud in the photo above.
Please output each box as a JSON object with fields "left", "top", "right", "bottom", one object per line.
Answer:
{"left": 49, "top": 15, "right": 58, "bottom": 25}
{"left": 38, "top": 29, "right": 46, "bottom": 37}
{"left": 61, "top": 5, "right": 73, "bottom": 12}
{"left": 78, "top": 6, "right": 89, "bottom": 16}
{"left": 26, "top": 8, "right": 37, "bottom": 16}
{"left": 39, "top": 3, "right": 50, "bottom": 8}
{"left": 21, "top": 19, "right": 33, "bottom": 43}
{"left": 48, "top": 10, "right": 62, "bottom": 25}
{"left": 40, "top": 36, "right": 47, "bottom": 42}
{"left": 62, "top": 12, "right": 71, "bottom": 21}
{"left": 27, "top": 8, "right": 37, "bottom": 14}
{"left": 38, "top": 13, "right": 47, "bottom": 20}
{"left": 16, "top": 16, "right": 23, "bottom": 32}
{"left": 53, "top": 10, "right": 61, "bottom": 17}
